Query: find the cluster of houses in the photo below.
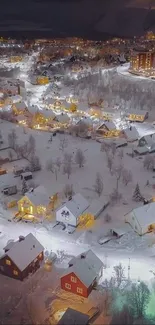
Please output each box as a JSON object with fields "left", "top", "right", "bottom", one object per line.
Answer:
{"left": 0, "top": 232, "right": 103, "bottom": 298}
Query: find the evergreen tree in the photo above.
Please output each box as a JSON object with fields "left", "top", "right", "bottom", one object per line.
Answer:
{"left": 22, "top": 179, "right": 28, "bottom": 195}
{"left": 132, "top": 183, "right": 143, "bottom": 202}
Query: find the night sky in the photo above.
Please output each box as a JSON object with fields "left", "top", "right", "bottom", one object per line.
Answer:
{"left": 1, "top": 0, "right": 155, "bottom": 39}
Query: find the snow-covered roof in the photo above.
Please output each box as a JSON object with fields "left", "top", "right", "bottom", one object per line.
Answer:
{"left": 15, "top": 115, "right": 26, "bottom": 122}
{"left": 123, "top": 126, "right": 139, "bottom": 141}
{"left": 14, "top": 101, "right": 27, "bottom": 110}
{"left": 134, "top": 146, "right": 149, "bottom": 154}
{"left": 140, "top": 134, "right": 155, "bottom": 146}
{"left": 46, "top": 98, "right": 55, "bottom": 105}
{"left": 97, "top": 121, "right": 116, "bottom": 131}
{"left": 84, "top": 199, "right": 109, "bottom": 218}
{"left": 64, "top": 193, "right": 89, "bottom": 219}
{"left": 11, "top": 95, "right": 22, "bottom": 103}
{"left": 77, "top": 116, "right": 93, "bottom": 126}
{"left": 21, "top": 172, "right": 32, "bottom": 177}
{"left": 42, "top": 109, "right": 56, "bottom": 119}
{"left": 126, "top": 203, "right": 155, "bottom": 232}
{"left": 127, "top": 110, "right": 148, "bottom": 117}
{"left": 58, "top": 308, "right": 89, "bottom": 325}
{"left": 24, "top": 185, "right": 50, "bottom": 206}
{"left": 62, "top": 249, "right": 103, "bottom": 287}
{"left": 55, "top": 113, "right": 70, "bottom": 124}
{"left": 0, "top": 173, "right": 18, "bottom": 189}
{"left": 1, "top": 104, "right": 12, "bottom": 112}
{"left": 4, "top": 233, "right": 44, "bottom": 271}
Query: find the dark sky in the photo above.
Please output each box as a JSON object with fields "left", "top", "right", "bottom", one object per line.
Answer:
{"left": 1, "top": 0, "right": 155, "bottom": 38}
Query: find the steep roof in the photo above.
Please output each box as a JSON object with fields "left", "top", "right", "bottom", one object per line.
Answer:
{"left": 127, "top": 202, "right": 155, "bottom": 231}
{"left": 61, "top": 249, "right": 103, "bottom": 287}
{"left": 57, "top": 308, "right": 89, "bottom": 325}
{"left": 5, "top": 233, "right": 44, "bottom": 271}
{"left": 25, "top": 185, "right": 50, "bottom": 206}
{"left": 123, "top": 126, "right": 139, "bottom": 141}
{"left": 15, "top": 101, "right": 27, "bottom": 110}
{"left": 64, "top": 193, "right": 89, "bottom": 219}
{"left": 55, "top": 113, "right": 70, "bottom": 124}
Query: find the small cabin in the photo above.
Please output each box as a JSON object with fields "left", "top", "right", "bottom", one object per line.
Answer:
{"left": 21, "top": 172, "right": 32, "bottom": 181}
{"left": 2, "top": 185, "right": 17, "bottom": 196}
{"left": 126, "top": 111, "right": 148, "bottom": 123}
{"left": 14, "top": 167, "right": 25, "bottom": 176}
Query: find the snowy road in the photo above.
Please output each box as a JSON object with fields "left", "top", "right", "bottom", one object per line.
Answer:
{"left": 0, "top": 211, "right": 154, "bottom": 284}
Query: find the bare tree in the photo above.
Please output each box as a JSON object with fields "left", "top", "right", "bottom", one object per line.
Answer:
{"left": 28, "top": 134, "right": 36, "bottom": 157}
{"left": 56, "top": 157, "right": 61, "bottom": 171}
{"left": 63, "top": 158, "right": 72, "bottom": 179}
{"left": 111, "top": 142, "right": 116, "bottom": 157}
{"left": 63, "top": 184, "right": 74, "bottom": 198}
{"left": 94, "top": 172, "right": 103, "bottom": 196}
{"left": 113, "top": 164, "right": 123, "bottom": 191}
{"left": 118, "top": 148, "right": 124, "bottom": 160}
{"left": 30, "top": 155, "right": 41, "bottom": 171}
{"left": 122, "top": 168, "right": 132, "bottom": 186}
{"left": 59, "top": 136, "right": 68, "bottom": 152}
{"left": 46, "top": 159, "right": 58, "bottom": 181}
{"left": 110, "top": 188, "right": 122, "bottom": 203}
{"left": 8, "top": 149, "right": 13, "bottom": 161}
{"left": 110, "top": 305, "right": 134, "bottom": 325}
{"left": 143, "top": 154, "right": 154, "bottom": 170}
{"left": 75, "top": 148, "right": 86, "bottom": 168}
{"left": 127, "top": 281, "right": 150, "bottom": 319}
{"left": 113, "top": 263, "right": 126, "bottom": 289}
{"left": 106, "top": 154, "right": 113, "bottom": 174}
{"left": 8, "top": 129, "right": 17, "bottom": 149}
{"left": 100, "top": 141, "right": 111, "bottom": 153}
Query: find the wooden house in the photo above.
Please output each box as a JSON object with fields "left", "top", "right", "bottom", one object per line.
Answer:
{"left": 10, "top": 56, "right": 22, "bottom": 63}
{"left": 126, "top": 111, "right": 148, "bottom": 123}
{"left": 96, "top": 121, "right": 120, "bottom": 137}
{"left": 56, "top": 193, "right": 89, "bottom": 227}
{"left": 0, "top": 233, "right": 44, "bottom": 281}
{"left": 60, "top": 250, "right": 103, "bottom": 298}
{"left": 12, "top": 101, "right": 27, "bottom": 115}
{"left": 37, "top": 76, "right": 49, "bottom": 85}
{"left": 18, "top": 185, "right": 53, "bottom": 219}
{"left": 57, "top": 308, "right": 89, "bottom": 325}
{"left": 125, "top": 202, "right": 155, "bottom": 235}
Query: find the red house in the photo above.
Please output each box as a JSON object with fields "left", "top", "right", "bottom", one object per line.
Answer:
{"left": 60, "top": 250, "right": 103, "bottom": 298}
{"left": 0, "top": 233, "right": 44, "bottom": 281}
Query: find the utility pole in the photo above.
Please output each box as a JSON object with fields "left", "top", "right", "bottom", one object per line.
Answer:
{"left": 128, "top": 258, "right": 130, "bottom": 280}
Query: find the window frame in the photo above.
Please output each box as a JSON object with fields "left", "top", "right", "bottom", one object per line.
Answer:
{"left": 65, "top": 283, "right": 71, "bottom": 290}
{"left": 77, "top": 287, "right": 83, "bottom": 294}
{"left": 71, "top": 276, "right": 77, "bottom": 283}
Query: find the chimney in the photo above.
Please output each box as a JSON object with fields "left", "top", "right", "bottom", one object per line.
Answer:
{"left": 81, "top": 253, "right": 86, "bottom": 259}
{"left": 19, "top": 236, "right": 25, "bottom": 242}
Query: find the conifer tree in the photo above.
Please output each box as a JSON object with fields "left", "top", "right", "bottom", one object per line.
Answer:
{"left": 132, "top": 183, "right": 143, "bottom": 202}
{"left": 22, "top": 179, "right": 28, "bottom": 195}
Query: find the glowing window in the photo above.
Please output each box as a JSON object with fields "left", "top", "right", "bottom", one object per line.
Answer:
{"left": 77, "top": 287, "right": 83, "bottom": 294}
{"left": 6, "top": 259, "right": 11, "bottom": 265}
{"left": 71, "top": 276, "right": 77, "bottom": 283}
{"left": 13, "top": 270, "right": 18, "bottom": 276}
{"left": 65, "top": 283, "right": 71, "bottom": 289}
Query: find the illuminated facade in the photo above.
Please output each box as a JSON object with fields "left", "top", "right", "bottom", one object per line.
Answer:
{"left": 130, "top": 50, "right": 155, "bottom": 71}
{"left": 146, "top": 31, "right": 155, "bottom": 40}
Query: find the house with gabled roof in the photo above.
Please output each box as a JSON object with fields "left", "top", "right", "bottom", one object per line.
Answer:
{"left": 60, "top": 249, "right": 103, "bottom": 298}
{"left": 0, "top": 233, "right": 44, "bottom": 281}
{"left": 125, "top": 202, "right": 155, "bottom": 235}
{"left": 56, "top": 193, "right": 89, "bottom": 227}
{"left": 57, "top": 308, "right": 89, "bottom": 325}
{"left": 17, "top": 185, "right": 53, "bottom": 220}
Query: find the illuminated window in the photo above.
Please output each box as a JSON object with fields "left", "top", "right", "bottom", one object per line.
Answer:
{"left": 6, "top": 259, "right": 11, "bottom": 265}
{"left": 65, "top": 283, "right": 71, "bottom": 289}
{"left": 71, "top": 276, "right": 77, "bottom": 283}
{"left": 77, "top": 287, "right": 83, "bottom": 294}
{"left": 13, "top": 270, "right": 18, "bottom": 276}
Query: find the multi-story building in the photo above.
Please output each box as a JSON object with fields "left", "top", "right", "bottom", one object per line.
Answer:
{"left": 130, "top": 49, "right": 155, "bottom": 71}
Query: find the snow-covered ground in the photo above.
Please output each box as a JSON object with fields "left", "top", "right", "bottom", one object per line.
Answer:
{"left": 1, "top": 47, "right": 155, "bottom": 290}
{"left": 117, "top": 63, "right": 154, "bottom": 81}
